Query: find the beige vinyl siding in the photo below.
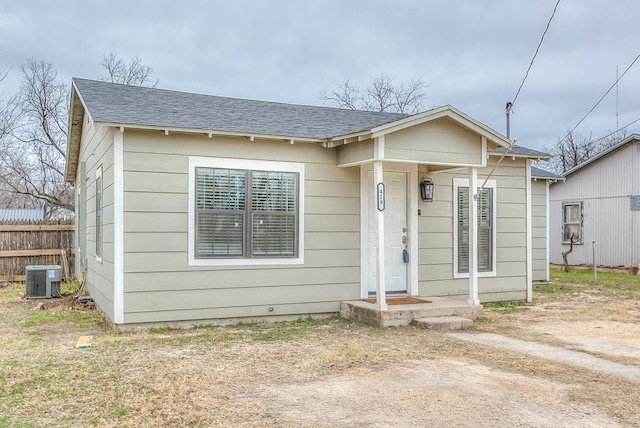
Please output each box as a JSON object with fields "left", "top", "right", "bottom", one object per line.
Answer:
{"left": 77, "top": 122, "right": 116, "bottom": 319}
{"left": 417, "top": 157, "right": 528, "bottom": 302}
{"left": 125, "top": 302, "right": 340, "bottom": 324}
{"left": 121, "top": 130, "right": 361, "bottom": 324}
{"left": 337, "top": 139, "right": 374, "bottom": 166}
{"left": 123, "top": 268, "right": 359, "bottom": 292}
{"left": 384, "top": 118, "right": 484, "bottom": 165}
{"left": 550, "top": 141, "right": 640, "bottom": 268}
{"left": 531, "top": 179, "right": 548, "bottom": 281}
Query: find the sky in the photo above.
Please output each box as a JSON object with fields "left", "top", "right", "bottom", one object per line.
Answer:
{"left": 1, "top": 0, "right": 639, "bottom": 153}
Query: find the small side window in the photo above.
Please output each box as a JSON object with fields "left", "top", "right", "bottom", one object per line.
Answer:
{"left": 96, "top": 166, "right": 103, "bottom": 262}
{"left": 562, "top": 202, "right": 582, "bottom": 244}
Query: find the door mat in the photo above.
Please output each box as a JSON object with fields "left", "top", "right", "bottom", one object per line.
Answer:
{"left": 364, "top": 297, "right": 432, "bottom": 305}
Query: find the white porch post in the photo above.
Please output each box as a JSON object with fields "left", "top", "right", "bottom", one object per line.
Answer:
{"left": 468, "top": 167, "right": 479, "bottom": 305}
{"left": 373, "top": 134, "right": 387, "bottom": 310}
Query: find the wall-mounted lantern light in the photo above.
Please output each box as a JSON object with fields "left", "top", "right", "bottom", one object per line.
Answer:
{"left": 420, "top": 178, "right": 434, "bottom": 202}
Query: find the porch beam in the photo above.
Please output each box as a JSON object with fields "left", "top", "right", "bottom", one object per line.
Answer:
{"left": 468, "top": 167, "right": 479, "bottom": 305}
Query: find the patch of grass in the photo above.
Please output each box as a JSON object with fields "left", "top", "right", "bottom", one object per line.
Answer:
{"left": 483, "top": 300, "right": 528, "bottom": 309}
{"left": 149, "top": 326, "right": 175, "bottom": 334}
{"left": 482, "top": 300, "right": 529, "bottom": 314}
{"left": 533, "top": 281, "right": 569, "bottom": 294}
{"left": 0, "top": 416, "right": 41, "bottom": 428}
{"left": 239, "top": 317, "right": 337, "bottom": 341}
{"left": 253, "top": 329, "right": 294, "bottom": 341}
{"left": 111, "top": 405, "right": 129, "bottom": 418}
{"left": 22, "top": 305, "right": 104, "bottom": 328}
{"left": 88, "top": 415, "right": 105, "bottom": 425}
{"left": 0, "top": 282, "right": 26, "bottom": 301}
{"left": 291, "top": 315, "right": 324, "bottom": 326}
{"left": 230, "top": 320, "right": 259, "bottom": 328}
{"left": 547, "top": 268, "right": 640, "bottom": 299}
{"left": 60, "top": 281, "right": 82, "bottom": 295}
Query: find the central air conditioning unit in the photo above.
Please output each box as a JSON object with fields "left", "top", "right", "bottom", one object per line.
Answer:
{"left": 25, "top": 265, "right": 62, "bottom": 299}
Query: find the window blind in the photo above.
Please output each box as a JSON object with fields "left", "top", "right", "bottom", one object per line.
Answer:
{"left": 458, "top": 187, "right": 492, "bottom": 272}
{"left": 195, "top": 167, "right": 298, "bottom": 259}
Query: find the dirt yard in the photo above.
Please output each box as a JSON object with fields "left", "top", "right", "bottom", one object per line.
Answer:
{"left": 1, "top": 269, "right": 639, "bottom": 427}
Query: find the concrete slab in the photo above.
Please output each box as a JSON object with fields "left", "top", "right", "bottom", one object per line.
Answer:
{"left": 448, "top": 332, "right": 640, "bottom": 382}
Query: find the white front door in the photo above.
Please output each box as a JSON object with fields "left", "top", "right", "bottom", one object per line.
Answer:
{"left": 368, "top": 171, "right": 408, "bottom": 294}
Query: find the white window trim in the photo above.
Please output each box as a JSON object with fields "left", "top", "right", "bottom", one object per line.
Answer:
{"left": 95, "top": 165, "right": 103, "bottom": 263}
{"left": 188, "top": 156, "right": 305, "bottom": 266}
{"left": 453, "top": 178, "right": 497, "bottom": 278}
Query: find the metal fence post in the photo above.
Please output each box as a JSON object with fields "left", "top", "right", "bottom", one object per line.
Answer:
{"left": 592, "top": 240, "right": 597, "bottom": 283}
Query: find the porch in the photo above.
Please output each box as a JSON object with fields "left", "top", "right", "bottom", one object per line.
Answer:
{"left": 340, "top": 296, "right": 483, "bottom": 329}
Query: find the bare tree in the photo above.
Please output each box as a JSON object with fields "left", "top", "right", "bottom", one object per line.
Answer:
{"left": 0, "top": 63, "right": 14, "bottom": 142}
{"left": 561, "top": 233, "right": 576, "bottom": 272}
{"left": 600, "top": 128, "right": 628, "bottom": 151}
{"left": 0, "top": 54, "right": 159, "bottom": 214}
{"left": 0, "top": 59, "right": 73, "bottom": 215}
{"left": 542, "top": 129, "right": 630, "bottom": 174}
{"left": 98, "top": 52, "right": 159, "bottom": 87}
{"left": 320, "top": 74, "right": 426, "bottom": 114}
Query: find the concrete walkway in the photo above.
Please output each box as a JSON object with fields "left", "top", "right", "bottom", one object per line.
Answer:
{"left": 448, "top": 332, "right": 640, "bottom": 382}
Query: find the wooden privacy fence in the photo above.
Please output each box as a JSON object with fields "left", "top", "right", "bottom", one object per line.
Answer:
{"left": 0, "top": 220, "right": 74, "bottom": 282}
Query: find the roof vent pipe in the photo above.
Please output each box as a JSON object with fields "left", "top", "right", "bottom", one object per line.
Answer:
{"left": 505, "top": 101, "right": 513, "bottom": 140}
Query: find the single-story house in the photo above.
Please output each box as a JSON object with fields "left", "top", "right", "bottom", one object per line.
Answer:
{"left": 64, "top": 78, "right": 550, "bottom": 328}
{"left": 549, "top": 134, "right": 640, "bottom": 269}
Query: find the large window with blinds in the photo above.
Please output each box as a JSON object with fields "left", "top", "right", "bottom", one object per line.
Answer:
{"left": 189, "top": 157, "right": 304, "bottom": 265}
{"left": 453, "top": 178, "right": 496, "bottom": 277}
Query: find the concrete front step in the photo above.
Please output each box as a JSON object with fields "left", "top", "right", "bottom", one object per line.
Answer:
{"left": 414, "top": 316, "right": 473, "bottom": 331}
{"left": 340, "top": 297, "right": 483, "bottom": 327}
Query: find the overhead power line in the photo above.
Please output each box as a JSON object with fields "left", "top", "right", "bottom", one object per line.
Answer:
{"left": 511, "top": 0, "right": 561, "bottom": 107}
{"left": 581, "top": 116, "right": 640, "bottom": 147}
{"left": 554, "top": 53, "right": 640, "bottom": 147}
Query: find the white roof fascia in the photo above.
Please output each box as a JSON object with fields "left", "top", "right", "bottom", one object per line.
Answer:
{"left": 71, "top": 80, "right": 95, "bottom": 128}
{"left": 328, "top": 131, "right": 373, "bottom": 145}
{"left": 488, "top": 152, "right": 552, "bottom": 160}
{"left": 93, "top": 122, "right": 326, "bottom": 144}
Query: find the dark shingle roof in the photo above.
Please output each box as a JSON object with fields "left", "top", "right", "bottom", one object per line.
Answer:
{"left": 72, "top": 78, "right": 409, "bottom": 140}
{"left": 488, "top": 145, "right": 551, "bottom": 159}
{"left": 531, "top": 166, "right": 564, "bottom": 180}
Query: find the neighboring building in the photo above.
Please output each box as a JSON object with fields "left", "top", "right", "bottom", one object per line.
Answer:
{"left": 64, "top": 78, "right": 549, "bottom": 328}
{"left": 0, "top": 206, "right": 47, "bottom": 222}
{"left": 549, "top": 134, "right": 640, "bottom": 268}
